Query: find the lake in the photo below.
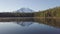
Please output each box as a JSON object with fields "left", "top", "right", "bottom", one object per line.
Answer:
{"left": 0, "top": 17, "right": 60, "bottom": 34}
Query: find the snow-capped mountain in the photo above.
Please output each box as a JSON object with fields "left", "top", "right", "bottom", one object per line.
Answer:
{"left": 16, "top": 8, "right": 34, "bottom": 13}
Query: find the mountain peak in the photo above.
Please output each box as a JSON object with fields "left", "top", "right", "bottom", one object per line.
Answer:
{"left": 16, "top": 8, "right": 34, "bottom": 13}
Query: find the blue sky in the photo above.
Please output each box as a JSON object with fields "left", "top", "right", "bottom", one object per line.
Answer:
{"left": 0, "top": 0, "right": 60, "bottom": 12}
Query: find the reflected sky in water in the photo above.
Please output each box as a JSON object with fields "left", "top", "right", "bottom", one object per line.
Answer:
{"left": 0, "top": 22, "right": 60, "bottom": 34}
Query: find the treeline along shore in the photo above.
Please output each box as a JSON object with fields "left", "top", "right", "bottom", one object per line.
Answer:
{"left": 0, "top": 12, "right": 34, "bottom": 21}
{"left": 0, "top": 13, "right": 34, "bottom": 17}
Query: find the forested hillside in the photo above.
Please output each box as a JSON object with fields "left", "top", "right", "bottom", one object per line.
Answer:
{"left": 34, "top": 7, "right": 60, "bottom": 17}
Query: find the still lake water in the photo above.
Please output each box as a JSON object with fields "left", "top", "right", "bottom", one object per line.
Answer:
{"left": 0, "top": 21, "right": 60, "bottom": 34}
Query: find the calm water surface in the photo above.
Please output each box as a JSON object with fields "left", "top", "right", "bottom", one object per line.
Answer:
{"left": 0, "top": 22, "right": 60, "bottom": 34}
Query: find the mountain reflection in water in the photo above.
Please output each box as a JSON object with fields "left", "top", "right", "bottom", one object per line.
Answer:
{"left": 0, "top": 18, "right": 60, "bottom": 34}
{"left": 16, "top": 22, "right": 33, "bottom": 26}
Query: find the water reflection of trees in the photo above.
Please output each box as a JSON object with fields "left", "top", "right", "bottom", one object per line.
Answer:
{"left": 15, "top": 18, "right": 60, "bottom": 28}
{"left": 35, "top": 18, "right": 60, "bottom": 28}
{"left": 0, "top": 17, "right": 34, "bottom": 22}
{"left": 1, "top": 17, "right": 60, "bottom": 28}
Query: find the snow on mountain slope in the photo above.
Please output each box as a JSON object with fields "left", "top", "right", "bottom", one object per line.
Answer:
{"left": 16, "top": 8, "right": 34, "bottom": 13}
